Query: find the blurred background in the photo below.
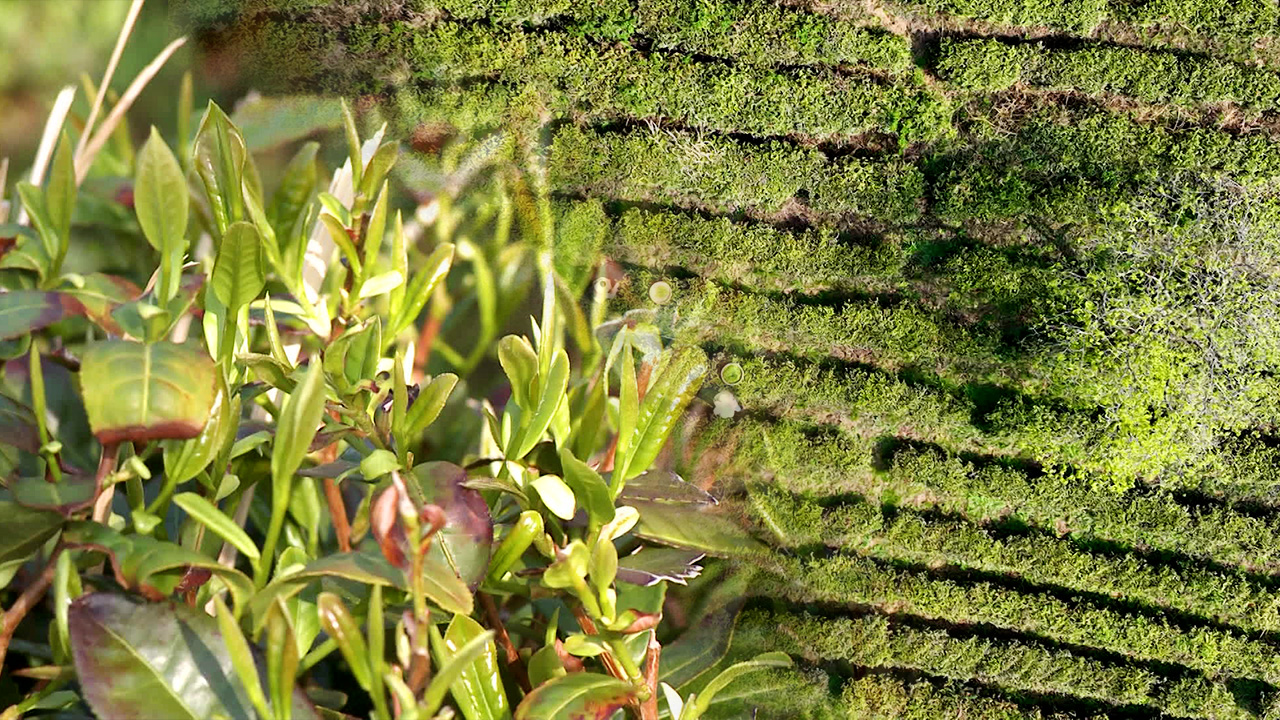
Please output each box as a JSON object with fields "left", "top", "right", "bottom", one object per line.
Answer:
{"left": 0, "top": 0, "right": 227, "bottom": 172}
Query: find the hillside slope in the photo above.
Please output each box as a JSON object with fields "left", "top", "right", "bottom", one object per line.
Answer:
{"left": 185, "top": 1, "right": 1280, "bottom": 716}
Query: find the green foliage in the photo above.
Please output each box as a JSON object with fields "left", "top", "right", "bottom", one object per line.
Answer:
{"left": 940, "top": 38, "right": 1280, "bottom": 108}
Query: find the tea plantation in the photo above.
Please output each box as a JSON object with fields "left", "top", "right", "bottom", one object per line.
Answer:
{"left": 184, "top": 0, "right": 1280, "bottom": 716}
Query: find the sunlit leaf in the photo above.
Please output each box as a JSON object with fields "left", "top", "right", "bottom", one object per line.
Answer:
{"left": 513, "top": 672, "right": 636, "bottom": 720}
{"left": 426, "top": 614, "right": 509, "bottom": 720}
{"left": 78, "top": 340, "right": 217, "bottom": 444}
{"left": 212, "top": 221, "right": 266, "bottom": 311}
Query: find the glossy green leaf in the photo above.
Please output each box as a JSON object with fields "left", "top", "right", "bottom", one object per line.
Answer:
{"left": 78, "top": 340, "right": 217, "bottom": 444}
{"left": 316, "top": 592, "right": 373, "bottom": 692}
{"left": 532, "top": 474, "right": 576, "bottom": 521}
{"left": 510, "top": 348, "right": 569, "bottom": 460}
{"left": 174, "top": 492, "right": 260, "bottom": 562}
{"left": 426, "top": 614, "right": 509, "bottom": 720}
{"left": 557, "top": 448, "right": 615, "bottom": 531}
{"left": 0, "top": 290, "right": 80, "bottom": 340}
{"left": 272, "top": 360, "right": 328, "bottom": 487}
{"left": 359, "top": 449, "right": 400, "bottom": 480}
{"left": 615, "top": 347, "right": 708, "bottom": 483}
{"left": 212, "top": 221, "right": 266, "bottom": 311}
{"left": 542, "top": 540, "right": 589, "bottom": 590}
{"left": 357, "top": 270, "right": 403, "bottom": 300}
{"left": 16, "top": 182, "right": 58, "bottom": 272}
{"left": 360, "top": 181, "right": 390, "bottom": 274}
{"left": 135, "top": 127, "right": 189, "bottom": 258}
{"left": 615, "top": 342, "right": 638, "bottom": 478}
{"left": 68, "top": 592, "right": 320, "bottom": 720}
{"left": 513, "top": 672, "right": 636, "bottom": 720}
{"left": 251, "top": 550, "right": 405, "bottom": 623}
{"left": 486, "top": 510, "right": 543, "bottom": 583}
{"left": 406, "top": 372, "right": 457, "bottom": 437}
{"left": 65, "top": 273, "right": 143, "bottom": 335}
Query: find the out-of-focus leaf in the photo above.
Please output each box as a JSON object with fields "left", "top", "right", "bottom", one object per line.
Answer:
{"left": 411, "top": 461, "right": 492, "bottom": 590}
{"left": 659, "top": 597, "right": 746, "bottom": 689}
{"left": 10, "top": 473, "right": 96, "bottom": 515}
{"left": 231, "top": 95, "right": 341, "bottom": 152}
{"left": 513, "top": 672, "right": 636, "bottom": 720}
{"left": 617, "top": 471, "right": 716, "bottom": 506}
{"left": 388, "top": 243, "right": 453, "bottom": 339}
{"left": 78, "top": 340, "right": 217, "bottom": 444}
{"left": 46, "top": 131, "right": 75, "bottom": 257}
{"left": 0, "top": 290, "right": 82, "bottom": 339}
{"left": 65, "top": 273, "right": 143, "bottom": 335}
{"left": 498, "top": 335, "right": 538, "bottom": 411}
{"left": 426, "top": 614, "right": 509, "bottom": 720}
{"left": 615, "top": 548, "right": 705, "bottom": 587}
{"left": 212, "top": 221, "right": 266, "bottom": 311}
{"left": 0, "top": 393, "right": 40, "bottom": 453}
{"left": 629, "top": 500, "right": 764, "bottom": 557}
{"left": 0, "top": 500, "right": 63, "bottom": 564}
{"left": 684, "top": 652, "right": 793, "bottom": 719}
{"left": 68, "top": 592, "right": 320, "bottom": 720}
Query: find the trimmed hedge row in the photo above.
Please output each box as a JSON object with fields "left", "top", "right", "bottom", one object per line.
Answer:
{"left": 549, "top": 125, "right": 926, "bottom": 220}
{"left": 741, "top": 607, "right": 1255, "bottom": 719}
{"left": 839, "top": 674, "right": 1103, "bottom": 719}
{"left": 936, "top": 109, "right": 1280, "bottom": 223}
{"left": 881, "top": 0, "right": 1278, "bottom": 53}
{"left": 728, "top": 418, "right": 1280, "bottom": 575}
{"left": 341, "top": 21, "right": 951, "bottom": 142}
{"left": 938, "top": 38, "right": 1280, "bottom": 108}
{"left": 426, "top": 0, "right": 914, "bottom": 71}
{"left": 751, "top": 485, "right": 1280, "bottom": 635}
{"left": 566, "top": 200, "right": 909, "bottom": 294}
{"left": 749, "top": 547, "right": 1280, "bottom": 686}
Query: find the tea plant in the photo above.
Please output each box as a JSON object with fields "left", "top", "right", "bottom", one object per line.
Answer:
{"left": 0, "top": 29, "right": 778, "bottom": 720}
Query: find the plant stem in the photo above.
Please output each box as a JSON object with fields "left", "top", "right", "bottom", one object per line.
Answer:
{"left": 479, "top": 591, "right": 531, "bottom": 692}
{"left": 640, "top": 633, "right": 661, "bottom": 720}
{"left": 256, "top": 475, "right": 292, "bottom": 588}
{"left": 0, "top": 551, "right": 60, "bottom": 673}
{"left": 322, "top": 477, "right": 352, "bottom": 552}
{"left": 91, "top": 443, "right": 120, "bottom": 523}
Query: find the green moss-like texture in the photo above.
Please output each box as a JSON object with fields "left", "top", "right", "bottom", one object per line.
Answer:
{"left": 183, "top": 0, "right": 1280, "bottom": 716}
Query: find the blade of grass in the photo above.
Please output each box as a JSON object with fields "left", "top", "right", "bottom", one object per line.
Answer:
{"left": 75, "top": 36, "right": 188, "bottom": 183}
{"left": 74, "top": 0, "right": 146, "bottom": 158}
